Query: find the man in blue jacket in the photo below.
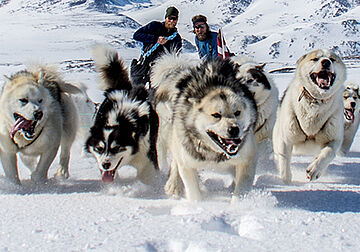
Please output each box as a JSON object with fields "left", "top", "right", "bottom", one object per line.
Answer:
{"left": 131, "top": 6, "right": 182, "bottom": 86}
{"left": 192, "top": 14, "right": 218, "bottom": 60}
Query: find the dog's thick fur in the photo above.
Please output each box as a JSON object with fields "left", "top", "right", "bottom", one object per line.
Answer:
{"left": 0, "top": 66, "right": 80, "bottom": 184}
{"left": 71, "top": 85, "right": 98, "bottom": 156}
{"left": 152, "top": 54, "right": 258, "bottom": 201}
{"left": 340, "top": 82, "right": 360, "bottom": 155}
{"left": 231, "top": 56, "right": 278, "bottom": 144}
{"left": 85, "top": 45, "right": 158, "bottom": 184}
{"left": 273, "top": 49, "right": 346, "bottom": 183}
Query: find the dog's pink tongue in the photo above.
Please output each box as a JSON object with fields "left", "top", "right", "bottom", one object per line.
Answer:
{"left": 224, "top": 138, "right": 241, "bottom": 145}
{"left": 346, "top": 110, "right": 355, "bottom": 123}
{"left": 10, "top": 118, "right": 32, "bottom": 138}
{"left": 102, "top": 171, "right": 115, "bottom": 183}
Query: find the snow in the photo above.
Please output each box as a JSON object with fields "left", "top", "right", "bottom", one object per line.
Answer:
{"left": 0, "top": 0, "right": 360, "bottom": 251}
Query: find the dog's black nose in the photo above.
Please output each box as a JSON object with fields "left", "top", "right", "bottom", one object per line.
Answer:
{"left": 228, "top": 126, "right": 240, "bottom": 138}
{"left": 321, "top": 59, "right": 331, "bottom": 69}
{"left": 102, "top": 162, "right": 111, "bottom": 170}
{"left": 33, "top": 110, "right": 43, "bottom": 121}
{"left": 351, "top": 102, "right": 356, "bottom": 108}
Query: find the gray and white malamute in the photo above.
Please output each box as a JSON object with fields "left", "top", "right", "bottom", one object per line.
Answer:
{"left": 273, "top": 49, "right": 346, "bottom": 183}
{"left": 85, "top": 45, "right": 159, "bottom": 184}
{"left": 340, "top": 82, "right": 360, "bottom": 155}
{"left": 0, "top": 66, "right": 80, "bottom": 184}
{"left": 152, "top": 54, "right": 258, "bottom": 201}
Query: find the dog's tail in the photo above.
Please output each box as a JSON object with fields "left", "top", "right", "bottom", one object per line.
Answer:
{"left": 150, "top": 53, "right": 198, "bottom": 90}
{"left": 92, "top": 44, "right": 132, "bottom": 92}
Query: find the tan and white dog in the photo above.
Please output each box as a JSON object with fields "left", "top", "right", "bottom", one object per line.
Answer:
{"left": 273, "top": 49, "right": 346, "bottom": 183}
{"left": 340, "top": 82, "right": 360, "bottom": 155}
{"left": 152, "top": 54, "right": 258, "bottom": 201}
{"left": 0, "top": 66, "right": 80, "bottom": 184}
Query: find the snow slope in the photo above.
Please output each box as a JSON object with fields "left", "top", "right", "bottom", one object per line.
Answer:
{"left": 0, "top": 0, "right": 359, "bottom": 251}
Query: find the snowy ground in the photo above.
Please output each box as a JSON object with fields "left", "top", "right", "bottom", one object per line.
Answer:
{"left": 0, "top": 1, "right": 360, "bottom": 251}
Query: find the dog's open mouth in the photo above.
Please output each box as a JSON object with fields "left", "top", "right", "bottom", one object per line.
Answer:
{"left": 207, "top": 131, "right": 242, "bottom": 156}
{"left": 344, "top": 108, "right": 355, "bottom": 123}
{"left": 10, "top": 113, "right": 37, "bottom": 140}
{"left": 101, "top": 157, "right": 123, "bottom": 183}
{"left": 310, "top": 71, "right": 335, "bottom": 90}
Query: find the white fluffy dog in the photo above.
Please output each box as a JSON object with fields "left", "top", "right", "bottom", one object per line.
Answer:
{"left": 340, "top": 82, "right": 360, "bottom": 155}
{"left": 273, "top": 49, "right": 346, "bottom": 183}
{"left": 0, "top": 66, "right": 80, "bottom": 184}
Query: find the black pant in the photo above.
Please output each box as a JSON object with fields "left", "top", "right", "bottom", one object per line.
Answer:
{"left": 130, "top": 58, "right": 151, "bottom": 86}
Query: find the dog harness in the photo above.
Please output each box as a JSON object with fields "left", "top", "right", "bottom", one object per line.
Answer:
{"left": 11, "top": 128, "right": 44, "bottom": 149}
{"left": 298, "top": 86, "right": 332, "bottom": 104}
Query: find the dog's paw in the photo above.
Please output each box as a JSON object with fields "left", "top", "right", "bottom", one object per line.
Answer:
{"left": 306, "top": 166, "right": 321, "bottom": 181}
{"left": 280, "top": 171, "right": 292, "bottom": 184}
{"left": 30, "top": 173, "right": 48, "bottom": 184}
{"left": 164, "top": 179, "right": 181, "bottom": 198}
{"left": 54, "top": 167, "right": 69, "bottom": 180}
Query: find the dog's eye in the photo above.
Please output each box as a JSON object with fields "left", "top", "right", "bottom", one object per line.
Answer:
{"left": 311, "top": 58, "right": 319, "bottom": 62}
{"left": 94, "top": 146, "right": 104, "bottom": 153}
{"left": 111, "top": 146, "right": 126, "bottom": 153}
{"left": 234, "top": 111, "right": 241, "bottom": 117}
{"left": 246, "top": 79, "right": 253, "bottom": 84}
{"left": 38, "top": 99, "right": 43, "bottom": 104}
{"left": 19, "top": 98, "right": 28, "bottom": 105}
{"left": 330, "top": 58, "right": 336, "bottom": 62}
{"left": 211, "top": 113, "right": 222, "bottom": 119}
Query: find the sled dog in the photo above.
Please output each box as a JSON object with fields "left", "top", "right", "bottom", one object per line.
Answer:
{"left": 273, "top": 49, "right": 346, "bottom": 183}
{"left": 72, "top": 85, "right": 98, "bottom": 156}
{"left": 0, "top": 66, "right": 80, "bottom": 184}
{"left": 85, "top": 45, "right": 159, "bottom": 184}
{"left": 231, "top": 56, "right": 278, "bottom": 144}
{"left": 340, "top": 82, "right": 360, "bottom": 155}
{"left": 152, "top": 54, "right": 258, "bottom": 201}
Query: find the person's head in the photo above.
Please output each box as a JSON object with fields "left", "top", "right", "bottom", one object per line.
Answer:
{"left": 164, "top": 6, "right": 179, "bottom": 30}
{"left": 192, "top": 14, "right": 209, "bottom": 41}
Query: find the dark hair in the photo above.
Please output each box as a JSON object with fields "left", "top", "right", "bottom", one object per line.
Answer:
{"left": 192, "top": 14, "right": 207, "bottom": 26}
{"left": 165, "top": 6, "right": 179, "bottom": 18}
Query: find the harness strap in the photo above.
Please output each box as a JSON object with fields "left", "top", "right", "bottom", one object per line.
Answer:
{"left": 11, "top": 128, "right": 44, "bottom": 149}
{"left": 294, "top": 114, "right": 328, "bottom": 141}
{"left": 255, "top": 119, "right": 267, "bottom": 134}
{"left": 298, "top": 86, "right": 332, "bottom": 104}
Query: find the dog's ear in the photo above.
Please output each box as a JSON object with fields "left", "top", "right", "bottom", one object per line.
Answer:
{"left": 37, "top": 69, "right": 45, "bottom": 85}
{"left": 137, "top": 115, "right": 149, "bottom": 136}
{"left": 355, "top": 87, "right": 360, "bottom": 97}
{"left": 3, "top": 75, "right": 11, "bottom": 85}
{"left": 256, "top": 63, "right": 266, "bottom": 70}
{"left": 296, "top": 53, "right": 308, "bottom": 65}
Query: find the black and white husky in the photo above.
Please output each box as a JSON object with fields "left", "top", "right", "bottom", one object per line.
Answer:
{"left": 85, "top": 45, "right": 159, "bottom": 184}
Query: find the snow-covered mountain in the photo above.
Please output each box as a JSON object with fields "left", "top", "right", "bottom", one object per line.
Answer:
{"left": 0, "top": 0, "right": 358, "bottom": 65}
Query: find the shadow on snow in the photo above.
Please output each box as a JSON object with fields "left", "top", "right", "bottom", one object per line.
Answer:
{"left": 272, "top": 190, "right": 360, "bottom": 213}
